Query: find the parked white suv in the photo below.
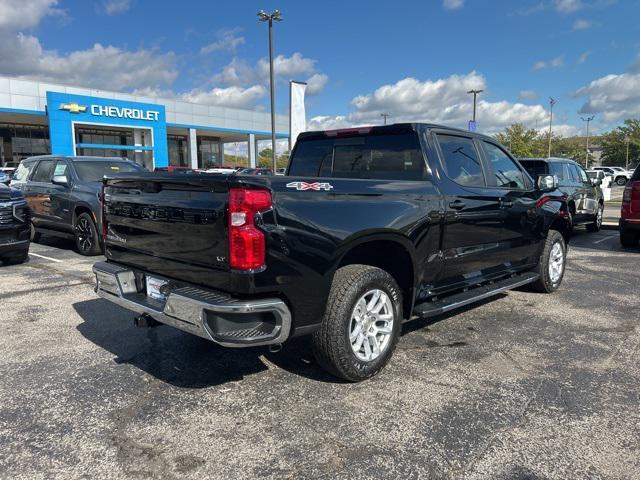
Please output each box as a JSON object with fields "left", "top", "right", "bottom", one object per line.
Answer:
{"left": 592, "top": 166, "right": 633, "bottom": 186}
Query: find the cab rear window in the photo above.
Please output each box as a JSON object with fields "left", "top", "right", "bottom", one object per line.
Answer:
{"left": 289, "top": 133, "right": 425, "bottom": 180}
{"left": 74, "top": 161, "right": 145, "bottom": 182}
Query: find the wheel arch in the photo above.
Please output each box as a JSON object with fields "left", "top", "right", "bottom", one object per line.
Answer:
{"left": 335, "top": 233, "right": 417, "bottom": 320}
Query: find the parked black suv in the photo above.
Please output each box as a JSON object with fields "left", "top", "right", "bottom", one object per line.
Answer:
{"left": 11, "top": 156, "right": 145, "bottom": 255}
{"left": 0, "top": 183, "right": 30, "bottom": 265}
{"left": 519, "top": 157, "right": 604, "bottom": 232}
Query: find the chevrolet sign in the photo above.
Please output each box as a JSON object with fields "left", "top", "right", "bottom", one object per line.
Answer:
{"left": 90, "top": 105, "right": 160, "bottom": 121}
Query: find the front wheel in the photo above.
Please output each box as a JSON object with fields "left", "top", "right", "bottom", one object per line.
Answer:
{"left": 616, "top": 177, "right": 627, "bottom": 186}
{"left": 74, "top": 213, "right": 101, "bottom": 256}
{"left": 530, "top": 230, "right": 567, "bottom": 293}
{"left": 312, "top": 264, "right": 402, "bottom": 382}
{"left": 586, "top": 203, "right": 603, "bottom": 232}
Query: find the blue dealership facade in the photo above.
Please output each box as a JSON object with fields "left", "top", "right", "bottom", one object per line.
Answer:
{"left": 0, "top": 76, "right": 289, "bottom": 170}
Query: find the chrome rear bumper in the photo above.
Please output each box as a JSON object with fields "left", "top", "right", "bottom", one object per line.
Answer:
{"left": 92, "top": 261, "right": 291, "bottom": 347}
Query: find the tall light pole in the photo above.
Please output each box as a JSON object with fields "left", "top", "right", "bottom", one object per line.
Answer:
{"left": 581, "top": 115, "right": 595, "bottom": 168}
{"left": 380, "top": 113, "right": 391, "bottom": 125}
{"left": 547, "top": 97, "right": 557, "bottom": 159}
{"left": 625, "top": 135, "right": 631, "bottom": 171}
{"left": 258, "top": 9, "right": 282, "bottom": 171}
{"left": 467, "top": 89, "right": 483, "bottom": 129}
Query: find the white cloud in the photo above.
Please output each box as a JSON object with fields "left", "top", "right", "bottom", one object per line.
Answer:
{"left": 519, "top": 90, "right": 538, "bottom": 101}
{"left": 578, "top": 50, "right": 592, "bottom": 63}
{"left": 0, "top": 0, "right": 62, "bottom": 29}
{"left": 305, "top": 73, "right": 328, "bottom": 96}
{"left": 308, "top": 72, "right": 553, "bottom": 134}
{"left": 443, "top": 0, "right": 464, "bottom": 10}
{"left": 536, "top": 123, "right": 582, "bottom": 137}
{"left": 572, "top": 18, "right": 592, "bottom": 29}
{"left": 576, "top": 69, "right": 640, "bottom": 123}
{"left": 256, "top": 52, "right": 317, "bottom": 82}
{"left": 200, "top": 28, "right": 245, "bottom": 54}
{"left": 180, "top": 85, "right": 267, "bottom": 109}
{"left": 533, "top": 55, "right": 564, "bottom": 70}
{"left": 100, "top": 0, "right": 131, "bottom": 15}
{"left": 555, "top": 0, "right": 583, "bottom": 13}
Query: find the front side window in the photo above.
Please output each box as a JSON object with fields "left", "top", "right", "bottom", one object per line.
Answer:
{"left": 576, "top": 165, "right": 589, "bottom": 183}
{"left": 53, "top": 160, "right": 68, "bottom": 179}
{"left": 437, "top": 135, "right": 485, "bottom": 187}
{"left": 483, "top": 142, "right": 526, "bottom": 189}
{"left": 31, "top": 160, "right": 55, "bottom": 182}
{"left": 549, "top": 162, "right": 567, "bottom": 182}
{"left": 567, "top": 164, "right": 582, "bottom": 183}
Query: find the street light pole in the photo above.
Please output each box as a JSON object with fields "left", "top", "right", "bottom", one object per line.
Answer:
{"left": 547, "top": 97, "right": 557, "bottom": 159}
{"left": 581, "top": 115, "right": 595, "bottom": 169}
{"left": 258, "top": 9, "right": 282, "bottom": 172}
{"left": 467, "top": 89, "right": 483, "bottom": 123}
{"left": 380, "top": 113, "right": 391, "bottom": 125}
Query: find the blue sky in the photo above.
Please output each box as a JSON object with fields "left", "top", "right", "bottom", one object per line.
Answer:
{"left": 2, "top": 0, "right": 640, "bottom": 136}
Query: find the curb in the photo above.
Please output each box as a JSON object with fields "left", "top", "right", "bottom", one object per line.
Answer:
{"left": 601, "top": 223, "right": 619, "bottom": 231}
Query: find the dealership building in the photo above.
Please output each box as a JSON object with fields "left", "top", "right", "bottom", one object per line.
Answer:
{"left": 0, "top": 75, "right": 289, "bottom": 170}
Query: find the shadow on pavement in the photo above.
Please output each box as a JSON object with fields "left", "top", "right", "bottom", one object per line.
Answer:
{"left": 73, "top": 298, "right": 342, "bottom": 388}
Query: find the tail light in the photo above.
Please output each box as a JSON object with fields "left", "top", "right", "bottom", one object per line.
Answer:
{"left": 622, "top": 183, "right": 635, "bottom": 203}
{"left": 621, "top": 181, "right": 640, "bottom": 218}
{"left": 228, "top": 187, "right": 272, "bottom": 271}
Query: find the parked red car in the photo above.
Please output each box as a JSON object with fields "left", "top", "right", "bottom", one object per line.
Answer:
{"left": 620, "top": 164, "right": 640, "bottom": 248}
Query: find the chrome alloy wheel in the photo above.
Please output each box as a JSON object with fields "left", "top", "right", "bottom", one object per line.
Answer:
{"left": 75, "top": 217, "right": 93, "bottom": 253}
{"left": 548, "top": 241, "right": 564, "bottom": 284}
{"left": 349, "top": 289, "right": 395, "bottom": 362}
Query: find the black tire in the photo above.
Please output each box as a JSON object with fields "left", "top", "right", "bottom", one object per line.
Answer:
{"left": 530, "top": 230, "right": 567, "bottom": 293}
{"left": 620, "top": 227, "right": 639, "bottom": 248}
{"left": 312, "top": 264, "right": 403, "bottom": 382}
{"left": 616, "top": 176, "right": 627, "bottom": 186}
{"left": 74, "top": 212, "right": 101, "bottom": 256}
{"left": 30, "top": 222, "right": 41, "bottom": 243}
{"left": 586, "top": 203, "right": 603, "bottom": 232}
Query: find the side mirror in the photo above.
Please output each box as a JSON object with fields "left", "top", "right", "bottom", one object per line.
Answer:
{"left": 537, "top": 174, "right": 557, "bottom": 192}
{"left": 591, "top": 177, "right": 602, "bottom": 186}
{"left": 597, "top": 171, "right": 605, "bottom": 180}
{"left": 52, "top": 175, "right": 69, "bottom": 186}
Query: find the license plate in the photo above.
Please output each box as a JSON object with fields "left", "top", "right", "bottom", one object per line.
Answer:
{"left": 146, "top": 276, "right": 168, "bottom": 301}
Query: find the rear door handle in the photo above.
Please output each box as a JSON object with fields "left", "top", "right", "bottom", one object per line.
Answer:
{"left": 449, "top": 200, "right": 466, "bottom": 210}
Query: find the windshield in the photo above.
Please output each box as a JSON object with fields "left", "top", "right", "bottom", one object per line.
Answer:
{"left": 74, "top": 161, "right": 145, "bottom": 182}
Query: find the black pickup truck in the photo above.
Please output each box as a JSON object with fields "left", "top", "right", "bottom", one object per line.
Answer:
{"left": 93, "top": 124, "right": 570, "bottom": 381}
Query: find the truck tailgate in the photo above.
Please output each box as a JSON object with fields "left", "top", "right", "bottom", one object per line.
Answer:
{"left": 103, "top": 176, "right": 229, "bottom": 272}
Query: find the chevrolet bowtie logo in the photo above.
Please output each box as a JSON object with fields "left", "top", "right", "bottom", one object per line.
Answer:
{"left": 59, "top": 102, "right": 87, "bottom": 114}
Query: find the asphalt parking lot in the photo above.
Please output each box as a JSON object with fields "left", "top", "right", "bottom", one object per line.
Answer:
{"left": 1, "top": 230, "right": 638, "bottom": 479}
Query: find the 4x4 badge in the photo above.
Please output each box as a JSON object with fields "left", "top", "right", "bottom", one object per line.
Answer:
{"left": 286, "top": 181, "right": 333, "bottom": 191}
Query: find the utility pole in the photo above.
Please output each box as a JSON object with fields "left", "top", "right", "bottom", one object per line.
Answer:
{"left": 625, "top": 135, "right": 631, "bottom": 171}
{"left": 467, "top": 89, "right": 483, "bottom": 123}
{"left": 547, "top": 97, "right": 557, "bottom": 159}
{"left": 258, "top": 9, "right": 282, "bottom": 172}
{"left": 380, "top": 113, "right": 391, "bottom": 125}
{"left": 581, "top": 115, "right": 595, "bottom": 169}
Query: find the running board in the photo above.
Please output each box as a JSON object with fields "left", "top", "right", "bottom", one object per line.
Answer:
{"left": 412, "top": 271, "right": 539, "bottom": 318}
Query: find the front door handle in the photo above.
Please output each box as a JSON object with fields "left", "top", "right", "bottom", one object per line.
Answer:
{"left": 449, "top": 200, "right": 466, "bottom": 210}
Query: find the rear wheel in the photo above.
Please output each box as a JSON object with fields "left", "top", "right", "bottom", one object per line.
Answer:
{"left": 616, "top": 176, "right": 627, "bottom": 186}
{"left": 312, "top": 264, "right": 402, "bottom": 382}
{"left": 586, "top": 203, "right": 603, "bottom": 232}
{"left": 530, "top": 230, "right": 566, "bottom": 293}
{"left": 74, "top": 213, "right": 101, "bottom": 256}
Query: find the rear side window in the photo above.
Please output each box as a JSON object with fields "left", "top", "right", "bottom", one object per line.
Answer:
{"left": 74, "top": 161, "right": 144, "bottom": 182}
{"left": 13, "top": 162, "right": 35, "bottom": 182}
{"left": 437, "top": 135, "right": 485, "bottom": 187}
{"left": 519, "top": 160, "right": 547, "bottom": 177}
{"left": 31, "top": 159, "right": 55, "bottom": 182}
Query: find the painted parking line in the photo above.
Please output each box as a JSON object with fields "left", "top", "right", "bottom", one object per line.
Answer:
{"left": 593, "top": 235, "right": 617, "bottom": 245}
{"left": 29, "top": 252, "right": 63, "bottom": 263}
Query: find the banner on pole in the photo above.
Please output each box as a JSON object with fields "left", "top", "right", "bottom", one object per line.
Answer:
{"left": 289, "top": 81, "right": 307, "bottom": 151}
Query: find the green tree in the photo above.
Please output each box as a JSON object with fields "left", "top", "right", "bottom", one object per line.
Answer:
{"left": 601, "top": 119, "right": 640, "bottom": 168}
{"left": 258, "top": 148, "right": 290, "bottom": 169}
{"left": 494, "top": 123, "right": 539, "bottom": 157}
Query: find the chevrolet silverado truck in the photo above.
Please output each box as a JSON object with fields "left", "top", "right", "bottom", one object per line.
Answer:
{"left": 93, "top": 124, "right": 570, "bottom": 381}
